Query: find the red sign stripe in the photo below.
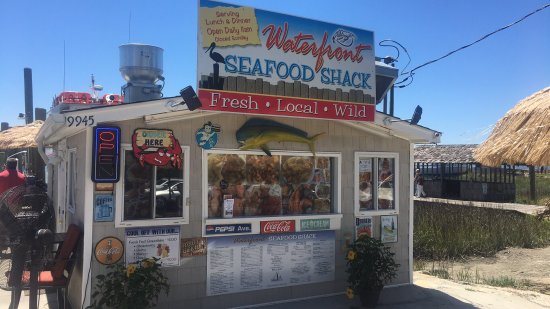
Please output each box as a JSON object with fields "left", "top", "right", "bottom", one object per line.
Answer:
{"left": 198, "top": 89, "right": 374, "bottom": 122}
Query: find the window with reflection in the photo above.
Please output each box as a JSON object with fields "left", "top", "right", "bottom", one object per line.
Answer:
{"left": 121, "top": 149, "right": 187, "bottom": 222}
{"left": 355, "top": 153, "right": 398, "bottom": 213}
{"left": 206, "top": 152, "right": 337, "bottom": 218}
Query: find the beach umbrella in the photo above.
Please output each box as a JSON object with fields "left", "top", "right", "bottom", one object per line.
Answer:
{"left": 474, "top": 87, "right": 550, "bottom": 167}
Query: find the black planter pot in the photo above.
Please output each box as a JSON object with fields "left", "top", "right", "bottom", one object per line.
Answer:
{"left": 359, "top": 286, "right": 383, "bottom": 308}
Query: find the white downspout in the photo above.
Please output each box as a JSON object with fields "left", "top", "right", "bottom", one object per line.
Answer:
{"left": 409, "top": 143, "right": 414, "bottom": 284}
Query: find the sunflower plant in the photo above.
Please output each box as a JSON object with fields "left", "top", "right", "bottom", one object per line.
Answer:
{"left": 345, "top": 235, "right": 399, "bottom": 299}
{"left": 89, "top": 257, "right": 169, "bottom": 309}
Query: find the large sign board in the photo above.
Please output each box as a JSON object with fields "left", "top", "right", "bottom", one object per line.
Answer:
{"left": 198, "top": 0, "right": 375, "bottom": 121}
{"left": 92, "top": 126, "right": 121, "bottom": 183}
{"left": 207, "top": 231, "right": 335, "bottom": 295}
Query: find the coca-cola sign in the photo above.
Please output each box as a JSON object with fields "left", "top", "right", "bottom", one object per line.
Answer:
{"left": 95, "top": 237, "right": 124, "bottom": 265}
{"left": 260, "top": 220, "right": 296, "bottom": 234}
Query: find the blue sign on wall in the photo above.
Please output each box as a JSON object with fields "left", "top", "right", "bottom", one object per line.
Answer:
{"left": 92, "top": 126, "right": 121, "bottom": 183}
{"left": 94, "top": 194, "right": 114, "bottom": 222}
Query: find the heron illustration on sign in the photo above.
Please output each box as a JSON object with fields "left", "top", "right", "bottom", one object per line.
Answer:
{"left": 205, "top": 42, "right": 225, "bottom": 89}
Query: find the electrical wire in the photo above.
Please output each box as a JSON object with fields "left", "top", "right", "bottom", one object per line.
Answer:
{"left": 396, "top": 3, "right": 550, "bottom": 88}
{"left": 81, "top": 249, "right": 93, "bottom": 309}
{"left": 379, "top": 39, "right": 412, "bottom": 74}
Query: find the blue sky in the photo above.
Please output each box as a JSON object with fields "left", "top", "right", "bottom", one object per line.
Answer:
{"left": 1, "top": 0, "right": 548, "bottom": 144}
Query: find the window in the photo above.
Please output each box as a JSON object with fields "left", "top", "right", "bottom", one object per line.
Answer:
{"left": 115, "top": 145, "right": 190, "bottom": 227}
{"left": 204, "top": 150, "right": 339, "bottom": 219}
{"left": 355, "top": 152, "right": 399, "bottom": 215}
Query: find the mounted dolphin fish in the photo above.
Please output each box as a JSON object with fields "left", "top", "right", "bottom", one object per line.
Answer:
{"left": 236, "top": 118, "right": 325, "bottom": 156}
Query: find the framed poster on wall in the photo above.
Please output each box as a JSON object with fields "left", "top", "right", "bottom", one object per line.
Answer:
{"left": 380, "top": 215, "right": 397, "bottom": 243}
{"left": 355, "top": 216, "right": 373, "bottom": 240}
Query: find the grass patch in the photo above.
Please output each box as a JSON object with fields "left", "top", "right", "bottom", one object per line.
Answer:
{"left": 413, "top": 259, "right": 427, "bottom": 271}
{"left": 516, "top": 173, "right": 550, "bottom": 205}
{"left": 414, "top": 201, "right": 550, "bottom": 260}
{"left": 483, "top": 276, "right": 519, "bottom": 288}
{"left": 455, "top": 268, "right": 474, "bottom": 283}
{"left": 425, "top": 269, "right": 451, "bottom": 280}
{"left": 418, "top": 262, "right": 534, "bottom": 290}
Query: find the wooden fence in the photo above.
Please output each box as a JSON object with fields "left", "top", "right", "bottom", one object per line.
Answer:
{"left": 200, "top": 74, "right": 375, "bottom": 104}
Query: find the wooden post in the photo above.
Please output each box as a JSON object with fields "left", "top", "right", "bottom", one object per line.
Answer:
{"left": 529, "top": 165, "right": 536, "bottom": 201}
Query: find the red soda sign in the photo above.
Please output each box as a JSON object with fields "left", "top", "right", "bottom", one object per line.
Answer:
{"left": 260, "top": 220, "right": 296, "bottom": 234}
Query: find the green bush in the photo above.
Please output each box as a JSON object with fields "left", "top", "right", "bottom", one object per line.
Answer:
{"left": 89, "top": 258, "right": 169, "bottom": 309}
{"left": 345, "top": 235, "right": 399, "bottom": 299}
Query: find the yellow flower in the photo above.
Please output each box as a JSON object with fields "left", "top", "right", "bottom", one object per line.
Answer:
{"left": 347, "top": 250, "right": 356, "bottom": 261}
{"left": 142, "top": 259, "right": 156, "bottom": 268}
{"left": 126, "top": 264, "right": 137, "bottom": 277}
{"left": 346, "top": 287, "right": 354, "bottom": 299}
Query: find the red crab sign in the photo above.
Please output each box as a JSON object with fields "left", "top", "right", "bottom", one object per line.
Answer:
{"left": 131, "top": 129, "right": 182, "bottom": 169}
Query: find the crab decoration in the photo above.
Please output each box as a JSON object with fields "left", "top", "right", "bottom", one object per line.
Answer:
{"left": 131, "top": 129, "right": 183, "bottom": 169}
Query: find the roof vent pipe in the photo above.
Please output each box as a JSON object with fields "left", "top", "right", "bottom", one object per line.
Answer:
{"left": 119, "top": 44, "right": 164, "bottom": 103}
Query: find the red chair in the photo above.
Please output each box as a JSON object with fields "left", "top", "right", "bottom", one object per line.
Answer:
{"left": 9, "top": 224, "right": 82, "bottom": 309}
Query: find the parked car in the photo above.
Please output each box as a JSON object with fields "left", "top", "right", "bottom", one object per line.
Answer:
{"left": 156, "top": 182, "right": 183, "bottom": 214}
{"left": 156, "top": 178, "right": 183, "bottom": 190}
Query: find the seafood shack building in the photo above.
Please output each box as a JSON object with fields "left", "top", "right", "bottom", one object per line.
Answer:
{"left": 36, "top": 1, "right": 440, "bottom": 307}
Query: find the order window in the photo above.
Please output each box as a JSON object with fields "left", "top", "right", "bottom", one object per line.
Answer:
{"left": 115, "top": 146, "right": 190, "bottom": 227}
{"left": 205, "top": 150, "right": 338, "bottom": 218}
{"left": 355, "top": 152, "right": 399, "bottom": 215}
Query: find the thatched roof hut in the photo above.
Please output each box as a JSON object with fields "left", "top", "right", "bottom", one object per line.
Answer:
{"left": 0, "top": 120, "right": 43, "bottom": 150}
{"left": 474, "top": 87, "right": 550, "bottom": 167}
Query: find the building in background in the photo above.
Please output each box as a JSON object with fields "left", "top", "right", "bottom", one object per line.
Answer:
{"left": 414, "top": 144, "right": 515, "bottom": 202}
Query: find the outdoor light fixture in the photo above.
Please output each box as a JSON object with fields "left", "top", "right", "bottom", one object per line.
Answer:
{"left": 410, "top": 105, "right": 422, "bottom": 125}
{"left": 179, "top": 86, "right": 202, "bottom": 111}
{"left": 383, "top": 105, "right": 423, "bottom": 126}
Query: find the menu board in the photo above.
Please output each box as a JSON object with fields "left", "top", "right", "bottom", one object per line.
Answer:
{"left": 125, "top": 226, "right": 180, "bottom": 267}
{"left": 207, "top": 231, "right": 335, "bottom": 295}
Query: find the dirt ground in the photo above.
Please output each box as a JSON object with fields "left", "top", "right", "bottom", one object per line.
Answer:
{"left": 447, "top": 246, "right": 550, "bottom": 295}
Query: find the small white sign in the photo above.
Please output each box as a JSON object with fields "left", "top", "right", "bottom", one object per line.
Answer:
{"left": 223, "top": 197, "right": 234, "bottom": 218}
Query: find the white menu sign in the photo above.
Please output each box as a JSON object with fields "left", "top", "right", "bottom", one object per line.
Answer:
{"left": 125, "top": 226, "right": 180, "bottom": 267}
{"left": 207, "top": 231, "right": 335, "bottom": 295}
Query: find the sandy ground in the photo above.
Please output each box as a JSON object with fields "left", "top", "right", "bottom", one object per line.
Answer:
{"left": 414, "top": 271, "right": 550, "bottom": 309}
{"left": 435, "top": 246, "right": 550, "bottom": 295}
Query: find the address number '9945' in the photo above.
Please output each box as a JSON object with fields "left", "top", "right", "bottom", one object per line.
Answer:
{"left": 66, "top": 115, "right": 95, "bottom": 127}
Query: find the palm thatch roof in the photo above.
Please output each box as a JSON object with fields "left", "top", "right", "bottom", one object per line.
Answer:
{"left": 474, "top": 87, "right": 550, "bottom": 167}
{"left": 0, "top": 120, "right": 43, "bottom": 150}
{"left": 415, "top": 144, "right": 478, "bottom": 163}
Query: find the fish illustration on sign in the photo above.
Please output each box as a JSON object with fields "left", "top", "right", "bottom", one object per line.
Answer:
{"left": 236, "top": 118, "right": 324, "bottom": 156}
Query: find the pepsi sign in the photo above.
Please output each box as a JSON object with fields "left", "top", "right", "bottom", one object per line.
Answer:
{"left": 206, "top": 224, "right": 252, "bottom": 235}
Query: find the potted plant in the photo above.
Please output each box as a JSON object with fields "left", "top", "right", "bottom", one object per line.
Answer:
{"left": 89, "top": 257, "right": 169, "bottom": 309}
{"left": 345, "top": 235, "right": 399, "bottom": 308}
